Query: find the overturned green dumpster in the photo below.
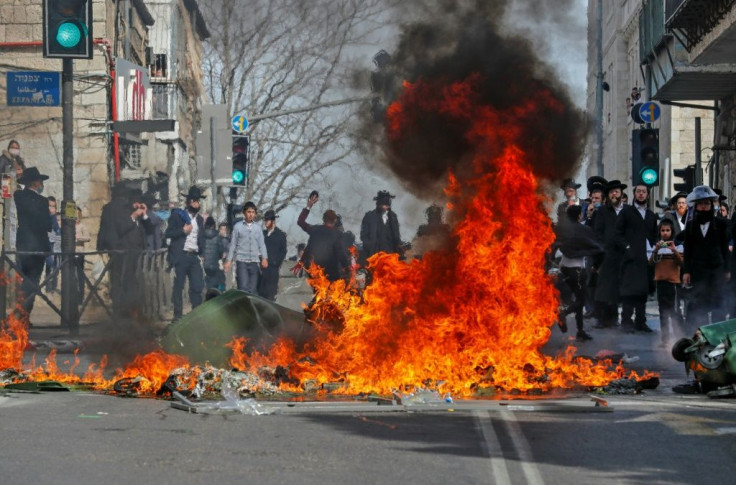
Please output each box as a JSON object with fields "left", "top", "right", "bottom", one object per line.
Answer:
{"left": 160, "top": 290, "right": 309, "bottom": 368}
{"left": 672, "top": 318, "right": 736, "bottom": 397}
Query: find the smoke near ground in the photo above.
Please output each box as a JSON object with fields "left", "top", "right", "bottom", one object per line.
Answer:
{"left": 358, "top": 0, "right": 588, "bottom": 198}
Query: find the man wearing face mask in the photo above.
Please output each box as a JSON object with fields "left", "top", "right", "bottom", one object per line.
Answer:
{"left": 682, "top": 185, "right": 731, "bottom": 328}
{"left": 0, "top": 140, "right": 26, "bottom": 177}
{"left": 14, "top": 167, "right": 51, "bottom": 319}
{"left": 165, "top": 186, "right": 206, "bottom": 320}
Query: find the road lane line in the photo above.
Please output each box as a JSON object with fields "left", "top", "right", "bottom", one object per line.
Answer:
{"left": 499, "top": 410, "right": 545, "bottom": 485}
{"left": 473, "top": 410, "right": 511, "bottom": 485}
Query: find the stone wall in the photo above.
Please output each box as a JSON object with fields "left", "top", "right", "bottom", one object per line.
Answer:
{"left": 0, "top": 0, "right": 112, "bottom": 247}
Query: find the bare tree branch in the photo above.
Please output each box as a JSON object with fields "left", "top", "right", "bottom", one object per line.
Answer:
{"left": 201, "top": 0, "right": 397, "bottom": 211}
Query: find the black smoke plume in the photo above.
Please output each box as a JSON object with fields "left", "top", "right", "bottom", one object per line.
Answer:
{"left": 360, "top": 0, "right": 588, "bottom": 196}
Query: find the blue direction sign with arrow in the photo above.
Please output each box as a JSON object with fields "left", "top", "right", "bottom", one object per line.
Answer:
{"left": 638, "top": 102, "right": 661, "bottom": 124}
{"left": 232, "top": 114, "right": 248, "bottom": 134}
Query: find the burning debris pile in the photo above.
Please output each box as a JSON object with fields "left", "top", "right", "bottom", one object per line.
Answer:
{"left": 0, "top": 1, "right": 658, "bottom": 401}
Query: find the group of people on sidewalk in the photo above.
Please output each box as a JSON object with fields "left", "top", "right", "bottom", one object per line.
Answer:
{"left": 554, "top": 175, "right": 733, "bottom": 345}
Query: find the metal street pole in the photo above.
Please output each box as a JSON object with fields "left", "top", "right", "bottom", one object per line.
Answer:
{"left": 694, "top": 117, "right": 703, "bottom": 186}
{"left": 209, "top": 116, "right": 218, "bottom": 221}
{"left": 61, "top": 58, "right": 79, "bottom": 335}
{"left": 595, "top": 0, "right": 604, "bottom": 176}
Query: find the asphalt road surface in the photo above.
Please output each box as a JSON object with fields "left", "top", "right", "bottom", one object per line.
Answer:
{"left": 1, "top": 390, "right": 734, "bottom": 485}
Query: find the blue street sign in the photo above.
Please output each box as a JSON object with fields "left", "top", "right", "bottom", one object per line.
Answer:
{"left": 638, "top": 101, "right": 661, "bottom": 124}
{"left": 232, "top": 114, "right": 248, "bottom": 134}
{"left": 6, "top": 71, "right": 61, "bottom": 107}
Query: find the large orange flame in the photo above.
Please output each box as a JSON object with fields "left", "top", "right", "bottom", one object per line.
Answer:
{"left": 1, "top": 75, "right": 653, "bottom": 398}
{"left": 225, "top": 76, "right": 652, "bottom": 396}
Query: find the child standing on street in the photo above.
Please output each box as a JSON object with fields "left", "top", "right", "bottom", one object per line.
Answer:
{"left": 203, "top": 217, "right": 227, "bottom": 292}
{"left": 649, "top": 218, "right": 684, "bottom": 346}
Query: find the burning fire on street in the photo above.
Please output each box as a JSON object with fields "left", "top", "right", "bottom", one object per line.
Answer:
{"left": 0, "top": 74, "right": 657, "bottom": 400}
{"left": 1, "top": 3, "right": 658, "bottom": 401}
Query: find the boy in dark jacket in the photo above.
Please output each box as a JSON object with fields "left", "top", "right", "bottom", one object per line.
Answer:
{"left": 554, "top": 205, "right": 604, "bottom": 341}
{"left": 203, "top": 217, "right": 227, "bottom": 291}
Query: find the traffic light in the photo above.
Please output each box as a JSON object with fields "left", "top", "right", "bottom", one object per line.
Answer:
{"left": 232, "top": 136, "right": 249, "bottom": 186}
{"left": 631, "top": 128, "right": 660, "bottom": 187}
{"left": 673, "top": 165, "right": 696, "bottom": 194}
{"left": 42, "top": 0, "right": 93, "bottom": 59}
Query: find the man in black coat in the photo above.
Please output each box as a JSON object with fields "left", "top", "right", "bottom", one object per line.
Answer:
{"left": 593, "top": 180, "right": 628, "bottom": 328}
{"left": 97, "top": 184, "right": 150, "bottom": 317}
{"left": 616, "top": 184, "right": 658, "bottom": 333}
{"left": 557, "top": 178, "right": 588, "bottom": 224}
{"left": 258, "top": 210, "right": 287, "bottom": 301}
{"left": 682, "top": 186, "right": 731, "bottom": 327}
{"left": 360, "top": 190, "right": 403, "bottom": 263}
{"left": 165, "top": 186, "right": 206, "bottom": 319}
{"left": 297, "top": 192, "right": 349, "bottom": 282}
{"left": 663, "top": 192, "right": 689, "bottom": 240}
{"left": 14, "top": 167, "right": 51, "bottom": 316}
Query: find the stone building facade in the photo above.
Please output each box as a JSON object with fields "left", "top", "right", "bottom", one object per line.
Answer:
{"left": 585, "top": 0, "right": 719, "bottom": 201}
{"left": 0, "top": 0, "right": 208, "bottom": 248}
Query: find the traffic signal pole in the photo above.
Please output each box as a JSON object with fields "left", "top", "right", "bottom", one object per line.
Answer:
{"left": 61, "top": 58, "right": 79, "bottom": 335}
{"left": 695, "top": 117, "right": 703, "bottom": 186}
{"left": 209, "top": 116, "right": 219, "bottom": 221}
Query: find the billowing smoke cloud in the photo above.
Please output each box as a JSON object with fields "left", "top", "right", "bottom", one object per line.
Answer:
{"left": 359, "top": 0, "right": 588, "bottom": 196}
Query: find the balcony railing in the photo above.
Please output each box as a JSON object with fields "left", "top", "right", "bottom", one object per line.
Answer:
{"left": 665, "top": 0, "right": 686, "bottom": 22}
{"left": 665, "top": 0, "right": 736, "bottom": 51}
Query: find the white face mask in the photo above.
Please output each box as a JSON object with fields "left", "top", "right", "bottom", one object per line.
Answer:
{"left": 9, "top": 148, "right": 20, "bottom": 157}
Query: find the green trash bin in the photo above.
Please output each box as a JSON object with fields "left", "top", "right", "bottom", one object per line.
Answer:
{"left": 160, "top": 290, "right": 309, "bottom": 368}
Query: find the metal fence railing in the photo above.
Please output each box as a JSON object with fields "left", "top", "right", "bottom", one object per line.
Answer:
{"left": 0, "top": 249, "right": 172, "bottom": 330}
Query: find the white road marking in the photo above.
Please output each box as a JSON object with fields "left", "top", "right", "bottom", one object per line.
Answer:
{"left": 499, "top": 410, "right": 545, "bottom": 485}
{"left": 474, "top": 410, "right": 511, "bottom": 485}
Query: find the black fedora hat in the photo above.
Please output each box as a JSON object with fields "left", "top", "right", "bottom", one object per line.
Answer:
{"left": 587, "top": 176, "right": 608, "bottom": 192}
{"left": 142, "top": 192, "right": 159, "bottom": 207}
{"left": 373, "top": 190, "right": 395, "bottom": 202}
{"left": 605, "top": 179, "right": 627, "bottom": 193}
{"left": 263, "top": 209, "right": 277, "bottom": 220}
{"left": 18, "top": 166, "right": 49, "bottom": 185}
{"left": 560, "top": 178, "right": 581, "bottom": 190}
{"left": 669, "top": 191, "right": 688, "bottom": 204}
{"left": 180, "top": 186, "right": 206, "bottom": 200}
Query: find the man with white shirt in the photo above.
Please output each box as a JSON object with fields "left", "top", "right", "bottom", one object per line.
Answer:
{"left": 663, "top": 192, "right": 688, "bottom": 239}
{"left": 165, "top": 186, "right": 206, "bottom": 320}
{"left": 682, "top": 185, "right": 731, "bottom": 327}
{"left": 224, "top": 202, "right": 268, "bottom": 294}
{"left": 616, "top": 184, "right": 658, "bottom": 333}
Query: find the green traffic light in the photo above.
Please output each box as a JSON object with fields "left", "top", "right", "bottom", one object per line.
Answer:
{"left": 232, "top": 170, "right": 245, "bottom": 184}
{"left": 56, "top": 21, "right": 82, "bottom": 48}
{"left": 640, "top": 167, "right": 658, "bottom": 185}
